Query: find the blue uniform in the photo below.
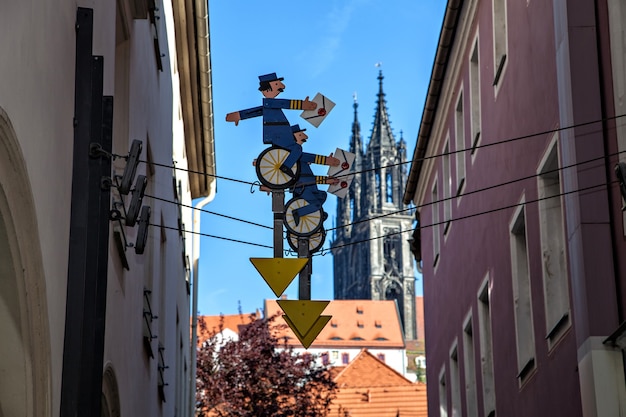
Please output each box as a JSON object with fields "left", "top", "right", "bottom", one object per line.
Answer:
{"left": 238, "top": 98, "right": 305, "bottom": 168}
{"left": 291, "top": 152, "right": 328, "bottom": 218}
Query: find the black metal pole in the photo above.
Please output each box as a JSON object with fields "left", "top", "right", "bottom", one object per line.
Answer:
{"left": 60, "top": 8, "right": 112, "bottom": 416}
{"left": 272, "top": 191, "right": 284, "bottom": 258}
{"left": 297, "top": 237, "right": 311, "bottom": 300}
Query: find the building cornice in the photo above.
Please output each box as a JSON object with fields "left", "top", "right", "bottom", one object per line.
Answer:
{"left": 403, "top": 0, "right": 464, "bottom": 205}
{"left": 172, "top": 0, "right": 216, "bottom": 199}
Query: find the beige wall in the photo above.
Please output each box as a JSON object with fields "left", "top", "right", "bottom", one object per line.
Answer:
{"left": 0, "top": 0, "right": 194, "bottom": 415}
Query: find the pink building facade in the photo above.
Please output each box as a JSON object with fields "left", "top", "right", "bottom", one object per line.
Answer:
{"left": 404, "top": 1, "right": 626, "bottom": 416}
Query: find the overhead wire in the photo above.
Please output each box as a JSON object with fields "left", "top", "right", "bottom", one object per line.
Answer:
{"left": 343, "top": 112, "right": 626, "bottom": 178}
{"left": 120, "top": 113, "right": 626, "bottom": 250}
{"left": 145, "top": 193, "right": 272, "bottom": 230}
{"left": 131, "top": 113, "right": 626, "bottom": 188}
{"left": 149, "top": 223, "right": 273, "bottom": 249}
{"left": 325, "top": 178, "right": 619, "bottom": 252}
{"left": 328, "top": 148, "right": 626, "bottom": 232}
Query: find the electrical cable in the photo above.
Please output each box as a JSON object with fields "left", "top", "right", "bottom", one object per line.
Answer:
{"left": 328, "top": 148, "right": 626, "bottom": 232}
{"left": 145, "top": 193, "right": 272, "bottom": 230}
{"left": 149, "top": 223, "right": 273, "bottom": 249}
{"left": 132, "top": 113, "right": 626, "bottom": 187}
{"left": 135, "top": 145, "right": 621, "bottom": 238}
{"left": 325, "top": 179, "right": 619, "bottom": 252}
{"left": 143, "top": 176, "right": 618, "bottom": 253}
{"left": 345, "top": 113, "right": 626, "bottom": 178}
{"left": 119, "top": 114, "right": 626, "bottom": 250}
{"left": 141, "top": 160, "right": 258, "bottom": 186}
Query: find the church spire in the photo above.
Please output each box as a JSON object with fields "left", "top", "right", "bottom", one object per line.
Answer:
{"left": 368, "top": 70, "right": 396, "bottom": 153}
{"left": 349, "top": 93, "right": 363, "bottom": 157}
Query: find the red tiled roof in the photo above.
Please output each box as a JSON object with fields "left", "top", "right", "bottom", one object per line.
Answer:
{"left": 330, "top": 350, "right": 428, "bottom": 417}
{"left": 415, "top": 296, "right": 425, "bottom": 342}
{"left": 265, "top": 299, "right": 405, "bottom": 348}
{"left": 196, "top": 312, "right": 258, "bottom": 345}
{"left": 335, "top": 349, "right": 412, "bottom": 387}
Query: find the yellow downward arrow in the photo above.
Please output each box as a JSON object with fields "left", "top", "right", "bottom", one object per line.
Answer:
{"left": 250, "top": 258, "right": 308, "bottom": 297}
{"left": 277, "top": 300, "right": 330, "bottom": 336}
{"left": 283, "top": 315, "right": 332, "bottom": 349}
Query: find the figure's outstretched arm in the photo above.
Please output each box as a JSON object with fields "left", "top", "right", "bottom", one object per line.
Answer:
{"left": 225, "top": 111, "right": 241, "bottom": 125}
{"left": 315, "top": 176, "right": 339, "bottom": 185}
{"left": 269, "top": 98, "right": 317, "bottom": 111}
{"left": 226, "top": 106, "right": 263, "bottom": 125}
{"left": 301, "top": 152, "right": 340, "bottom": 166}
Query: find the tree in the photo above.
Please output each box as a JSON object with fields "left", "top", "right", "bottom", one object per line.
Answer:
{"left": 196, "top": 314, "right": 337, "bottom": 417}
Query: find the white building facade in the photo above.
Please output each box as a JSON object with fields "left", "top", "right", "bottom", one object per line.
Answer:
{"left": 0, "top": 0, "right": 214, "bottom": 416}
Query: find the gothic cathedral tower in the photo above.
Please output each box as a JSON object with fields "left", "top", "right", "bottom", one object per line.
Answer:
{"left": 332, "top": 71, "right": 416, "bottom": 340}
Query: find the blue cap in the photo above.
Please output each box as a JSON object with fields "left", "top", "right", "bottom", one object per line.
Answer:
{"left": 258, "top": 73, "right": 284, "bottom": 82}
{"left": 291, "top": 124, "right": 306, "bottom": 133}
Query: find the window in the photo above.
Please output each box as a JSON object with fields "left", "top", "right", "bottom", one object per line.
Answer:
{"left": 443, "top": 139, "right": 452, "bottom": 233}
{"left": 607, "top": 0, "right": 626, "bottom": 233}
{"left": 342, "top": 353, "right": 350, "bottom": 364}
{"left": 478, "top": 277, "right": 496, "bottom": 417}
{"left": 350, "top": 198, "right": 355, "bottom": 223}
{"left": 469, "top": 36, "right": 482, "bottom": 158}
{"left": 439, "top": 367, "right": 449, "bottom": 417}
{"left": 449, "top": 344, "right": 461, "bottom": 417}
{"left": 432, "top": 180, "right": 440, "bottom": 267}
{"left": 463, "top": 315, "right": 478, "bottom": 417}
{"left": 455, "top": 92, "right": 466, "bottom": 196}
{"left": 492, "top": 0, "right": 508, "bottom": 87}
{"left": 537, "top": 137, "right": 570, "bottom": 345}
{"left": 510, "top": 203, "right": 536, "bottom": 382}
{"left": 377, "top": 353, "right": 386, "bottom": 362}
{"left": 321, "top": 352, "right": 329, "bottom": 365}
{"left": 386, "top": 171, "right": 393, "bottom": 203}
{"left": 375, "top": 170, "right": 382, "bottom": 203}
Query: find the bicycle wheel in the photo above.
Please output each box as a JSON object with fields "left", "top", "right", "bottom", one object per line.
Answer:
{"left": 284, "top": 197, "right": 323, "bottom": 236}
{"left": 287, "top": 228, "right": 326, "bottom": 254}
{"left": 255, "top": 147, "right": 300, "bottom": 189}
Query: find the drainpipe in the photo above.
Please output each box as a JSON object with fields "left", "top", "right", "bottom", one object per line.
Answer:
{"left": 189, "top": 183, "right": 215, "bottom": 416}
{"left": 189, "top": 0, "right": 215, "bottom": 414}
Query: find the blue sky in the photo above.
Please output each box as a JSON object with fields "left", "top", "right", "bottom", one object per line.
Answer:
{"left": 196, "top": 0, "right": 447, "bottom": 316}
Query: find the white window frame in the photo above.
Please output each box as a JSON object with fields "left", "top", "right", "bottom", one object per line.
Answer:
{"left": 463, "top": 314, "right": 478, "bottom": 417}
{"left": 478, "top": 275, "right": 496, "bottom": 417}
{"left": 432, "top": 179, "right": 440, "bottom": 268}
{"left": 509, "top": 200, "right": 536, "bottom": 383}
{"left": 439, "top": 366, "right": 449, "bottom": 417}
{"left": 469, "top": 33, "right": 482, "bottom": 162}
{"left": 607, "top": 0, "right": 626, "bottom": 234}
{"left": 443, "top": 138, "right": 452, "bottom": 235}
{"left": 455, "top": 90, "right": 466, "bottom": 198}
{"left": 537, "top": 135, "right": 570, "bottom": 347}
{"left": 449, "top": 342, "right": 462, "bottom": 417}
{"left": 492, "top": 0, "right": 508, "bottom": 92}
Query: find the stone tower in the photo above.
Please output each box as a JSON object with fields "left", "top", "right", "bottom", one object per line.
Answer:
{"left": 332, "top": 71, "right": 416, "bottom": 340}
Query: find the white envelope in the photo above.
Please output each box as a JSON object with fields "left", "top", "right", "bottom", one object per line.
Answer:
{"left": 327, "top": 148, "right": 355, "bottom": 198}
{"left": 300, "top": 93, "right": 335, "bottom": 128}
{"left": 328, "top": 174, "right": 353, "bottom": 199}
